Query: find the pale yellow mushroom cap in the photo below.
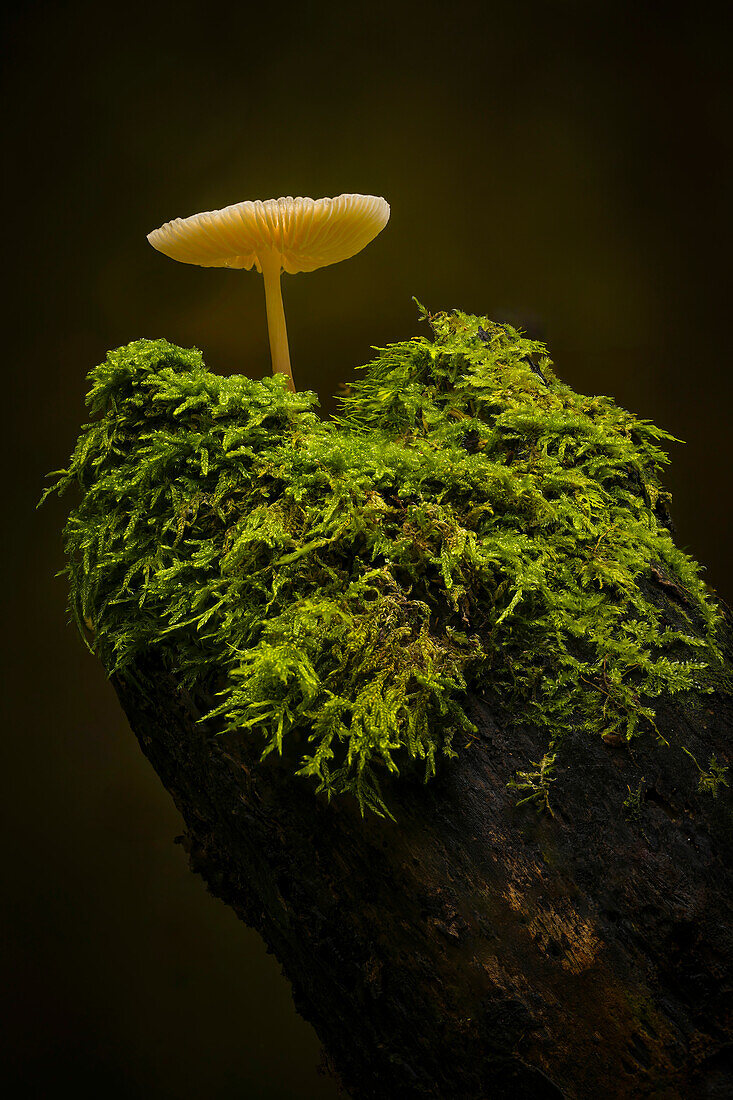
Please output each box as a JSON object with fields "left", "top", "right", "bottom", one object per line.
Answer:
{"left": 147, "top": 193, "right": 390, "bottom": 274}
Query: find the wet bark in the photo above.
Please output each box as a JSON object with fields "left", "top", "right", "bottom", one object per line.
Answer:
{"left": 111, "top": 577, "right": 733, "bottom": 1099}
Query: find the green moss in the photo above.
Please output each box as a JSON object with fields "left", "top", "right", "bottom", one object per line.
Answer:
{"left": 43, "top": 304, "right": 725, "bottom": 817}
{"left": 682, "top": 748, "right": 730, "bottom": 798}
{"left": 622, "top": 777, "right": 646, "bottom": 821}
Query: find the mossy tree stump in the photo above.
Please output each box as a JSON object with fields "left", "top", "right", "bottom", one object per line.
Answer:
{"left": 47, "top": 312, "right": 732, "bottom": 1096}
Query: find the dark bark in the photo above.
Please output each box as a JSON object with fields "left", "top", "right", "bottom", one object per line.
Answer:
{"left": 111, "top": 578, "right": 733, "bottom": 1099}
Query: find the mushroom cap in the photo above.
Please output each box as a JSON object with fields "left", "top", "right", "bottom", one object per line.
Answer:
{"left": 147, "top": 194, "right": 390, "bottom": 275}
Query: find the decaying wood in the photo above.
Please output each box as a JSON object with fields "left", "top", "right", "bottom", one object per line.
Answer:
{"left": 112, "top": 577, "right": 733, "bottom": 1099}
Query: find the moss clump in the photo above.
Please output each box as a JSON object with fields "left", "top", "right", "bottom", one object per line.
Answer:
{"left": 44, "top": 304, "right": 724, "bottom": 817}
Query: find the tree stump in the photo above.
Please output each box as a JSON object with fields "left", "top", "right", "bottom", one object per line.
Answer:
{"left": 111, "top": 578, "right": 733, "bottom": 1099}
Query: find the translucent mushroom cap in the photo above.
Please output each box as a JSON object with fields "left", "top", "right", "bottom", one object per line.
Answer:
{"left": 147, "top": 194, "right": 390, "bottom": 274}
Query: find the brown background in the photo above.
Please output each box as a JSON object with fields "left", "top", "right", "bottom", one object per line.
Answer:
{"left": 3, "top": 1, "right": 732, "bottom": 1096}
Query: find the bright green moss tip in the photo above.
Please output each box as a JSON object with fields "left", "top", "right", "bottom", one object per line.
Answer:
{"left": 44, "top": 303, "right": 725, "bottom": 818}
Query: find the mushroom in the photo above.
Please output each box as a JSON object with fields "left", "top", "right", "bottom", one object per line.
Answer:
{"left": 147, "top": 194, "right": 391, "bottom": 392}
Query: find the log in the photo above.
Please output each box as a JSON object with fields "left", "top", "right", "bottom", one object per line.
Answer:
{"left": 111, "top": 575, "right": 733, "bottom": 1099}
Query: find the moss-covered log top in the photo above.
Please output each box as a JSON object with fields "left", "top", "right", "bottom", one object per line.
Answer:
{"left": 45, "top": 305, "right": 728, "bottom": 818}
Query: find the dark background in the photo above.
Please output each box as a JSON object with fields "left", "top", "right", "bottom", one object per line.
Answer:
{"left": 3, "top": 1, "right": 732, "bottom": 1096}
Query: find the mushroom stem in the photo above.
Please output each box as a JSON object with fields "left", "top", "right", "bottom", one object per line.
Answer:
{"left": 260, "top": 253, "right": 295, "bottom": 392}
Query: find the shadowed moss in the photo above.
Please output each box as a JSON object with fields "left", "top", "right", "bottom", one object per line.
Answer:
{"left": 43, "top": 304, "right": 726, "bottom": 817}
